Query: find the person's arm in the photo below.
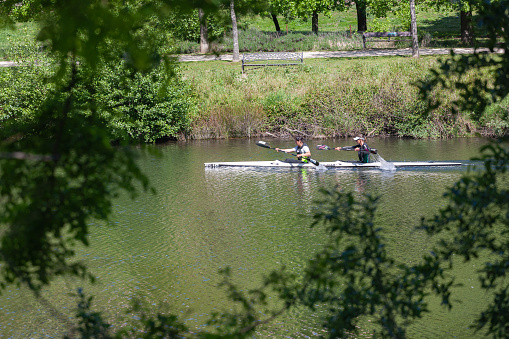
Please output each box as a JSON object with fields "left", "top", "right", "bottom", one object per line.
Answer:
{"left": 335, "top": 145, "right": 357, "bottom": 151}
{"left": 275, "top": 147, "right": 296, "bottom": 153}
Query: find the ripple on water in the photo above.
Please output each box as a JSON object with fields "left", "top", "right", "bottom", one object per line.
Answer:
{"left": 0, "top": 138, "right": 485, "bottom": 338}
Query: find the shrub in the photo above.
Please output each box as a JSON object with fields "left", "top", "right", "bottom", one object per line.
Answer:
{"left": 165, "top": 9, "right": 226, "bottom": 43}
{"left": 0, "top": 54, "right": 55, "bottom": 128}
{"left": 94, "top": 62, "right": 196, "bottom": 142}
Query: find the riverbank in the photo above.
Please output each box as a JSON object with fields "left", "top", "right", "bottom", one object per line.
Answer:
{"left": 1, "top": 47, "right": 507, "bottom": 141}
{"left": 181, "top": 54, "right": 508, "bottom": 140}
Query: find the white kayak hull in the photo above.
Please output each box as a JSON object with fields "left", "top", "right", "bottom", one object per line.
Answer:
{"left": 204, "top": 160, "right": 463, "bottom": 168}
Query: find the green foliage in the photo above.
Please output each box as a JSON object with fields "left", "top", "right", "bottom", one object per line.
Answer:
{"left": 296, "top": 190, "right": 427, "bottom": 338}
{"left": 221, "top": 27, "right": 360, "bottom": 52}
{"left": 0, "top": 0, "right": 222, "bottom": 73}
{"left": 165, "top": 9, "right": 227, "bottom": 43}
{"left": 65, "top": 289, "right": 112, "bottom": 339}
{"left": 480, "top": 98, "right": 509, "bottom": 135}
{"left": 0, "top": 22, "right": 40, "bottom": 60}
{"left": 419, "top": 0, "right": 509, "bottom": 120}
{"left": 419, "top": 142, "right": 509, "bottom": 336}
{"left": 0, "top": 60, "right": 150, "bottom": 294}
{"left": 292, "top": 0, "right": 347, "bottom": 20}
{"left": 93, "top": 61, "right": 196, "bottom": 142}
{"left": 368, "top": 17, "right": 394, "bottom": 32}
{"left": 262, "top": 89, "right": 306, "bottom": 133}
{"left": 0, "top": 64, "right": 55, "bottom": 124}
{"left": 1, "top": 0, "right": 509, "bottom": 337}
{"left": 185, "top": 56, "right": 508, "bottom": 139}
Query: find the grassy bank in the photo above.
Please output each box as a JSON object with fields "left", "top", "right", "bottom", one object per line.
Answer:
{"left": 182, "top": 55, "right": 508, "bottom": 139}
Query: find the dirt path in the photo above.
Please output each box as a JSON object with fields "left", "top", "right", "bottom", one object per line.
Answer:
{"left": 176, "top": 47, "right": 500, "bottom": 62}
{"left": 1, "top": 47, "right": 501, "bottom": 66}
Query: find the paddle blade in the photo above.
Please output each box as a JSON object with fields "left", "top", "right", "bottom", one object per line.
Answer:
{"left": 309, "top": 158, "right": 320, "bottom": 166}
{"left": 302, "top": 157, "right": 320, "bottom": 166}
{"left": 256, "top": 141, "right": 271, "bottom": 149}
{"left": 316, "top": 145, "right": 331, "bottom": 150}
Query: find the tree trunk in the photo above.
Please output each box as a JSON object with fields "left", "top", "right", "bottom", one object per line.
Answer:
{"left": 410, "top": 0, "right": 419, "bottom": 58}
{"left": 230, "top": 0, "right": 240, "bottom": 62}
{"left": 271, "top": 13, "right": 281, "bottom": 33}
{"left": 460, "top": 10, "right": 474, "bottom": 46}
{"left": 312, "top": 10, "right": 318, "bottom": 34}
{"left": 199, "top": 9, "right": 209, "bottom": 54}
{"left": 356, "top": 1, "right": 367, "bottom": 32}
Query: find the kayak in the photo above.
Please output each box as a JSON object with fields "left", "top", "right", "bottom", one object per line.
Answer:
{"left": 204, "top": 160, "right": 463, "bottom": 168}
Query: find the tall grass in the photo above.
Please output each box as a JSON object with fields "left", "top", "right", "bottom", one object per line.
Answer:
{"left": 182, "top": 56, "right": 508, "bottom": 139}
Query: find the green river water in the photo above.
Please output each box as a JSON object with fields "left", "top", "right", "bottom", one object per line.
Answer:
{"left": 0, "top": 137, "right": 499, "bottom": 338}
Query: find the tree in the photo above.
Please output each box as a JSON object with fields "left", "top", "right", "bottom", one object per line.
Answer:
{"left": 230, "top": 0, "right": 240, "bottom": 62}
{"left": 421, "top": 0, "right": 478, "bottom": 46}
{"left": 0, "top": 0, "right": 218, "bottom": 293}
{"left": 460, "top": 3, "right": 474, "bottom": 45}
{"left": 357, "top": 0, "right": 399, "bottom": 33}
{"left": 271, "top": 13, "right": 282, "bottom": 33}
{"left": 208, "top": 0, "right": 509, "bottom": 336}
{"left": 264, "top": 0, "right": 296, "bottom": 33}
{"left": 410, "top": 0, "right": 419, "bottom": 57}
{"left": 199, "top": 8, "right": 210, "bottom": 53}
{"left": 419, "top": 0, "right": 509, "bottom": 119}
{"left": 355, "top": 0, "right": 368, "bottom": 32}
{"left": 293, "top": 0, "right": 346, "bottom": 34}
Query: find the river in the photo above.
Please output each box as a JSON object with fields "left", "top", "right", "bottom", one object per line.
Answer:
{"left": 0, "top": 137, "right": 497, "bottom": 338}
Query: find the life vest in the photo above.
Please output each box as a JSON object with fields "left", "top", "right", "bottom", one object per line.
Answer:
{"left": 295, "top": 143, "right": 310, "bottom": 155}
{"left": 358, "top": 143, "right": 370, "bottom": 163}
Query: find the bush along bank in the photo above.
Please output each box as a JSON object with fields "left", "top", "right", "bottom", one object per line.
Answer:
{"left": 1, "top": 59, "right": 196, "bottom": 143}
{"left": 185, "top": 56, "right": 509, "bottom": 140}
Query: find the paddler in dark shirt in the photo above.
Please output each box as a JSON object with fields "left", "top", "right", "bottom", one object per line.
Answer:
{"left": 335, "top": 136, "right": 371, "bottom": 163}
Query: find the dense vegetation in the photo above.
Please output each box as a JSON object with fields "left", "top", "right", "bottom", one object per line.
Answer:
{"left": 184, "top": 56, "right": 509, "bottom": 139}
{"left": 1, "top": 5, "right": 507, "bottom": 141}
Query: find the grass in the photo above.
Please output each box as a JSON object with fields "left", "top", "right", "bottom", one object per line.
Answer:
{"left": 0, "top": 22, "right": 40, "bottom": 60}
{"left": 180, "top": 55, "right": 507, "bottom": 139}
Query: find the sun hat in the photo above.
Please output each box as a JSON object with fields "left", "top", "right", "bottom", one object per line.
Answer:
{"left": 353, "top": 136, "right": 365, "bottom": 141}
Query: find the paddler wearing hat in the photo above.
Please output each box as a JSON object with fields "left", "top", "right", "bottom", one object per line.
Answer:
{"left": 335, "top": 136, "right": 371, "bottom": 163}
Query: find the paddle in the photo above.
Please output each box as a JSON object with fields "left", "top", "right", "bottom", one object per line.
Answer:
{"left": 256, "top": 141, "right": 320, "bottom": 166}
{"left": 316, "top": 144, "right": 378, "bottom": 154}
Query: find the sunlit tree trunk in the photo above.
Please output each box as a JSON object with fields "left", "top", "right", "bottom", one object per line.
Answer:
{"left": 410, "top": 0, "right": 419, "bottom": 58}
{"left": 356, "top": 0, "right": 367, "bottom": 32}
{"left": 199, "top": 9, "right": 209, "bottom": 54}
{"left": 312, "top": 10, "right": 319, "bottom": 34}
{"left": 230, "top": 0, "right": 239, "bottom": 62}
